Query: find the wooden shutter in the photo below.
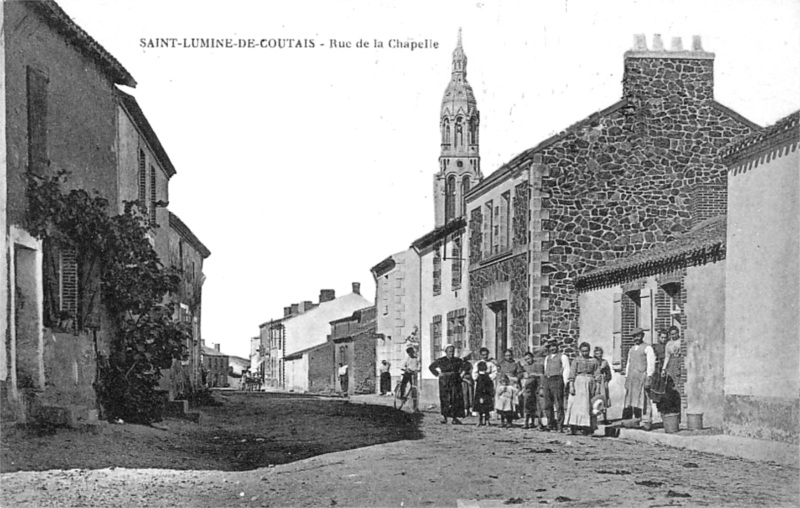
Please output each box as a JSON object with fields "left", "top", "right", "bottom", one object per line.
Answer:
{"left": 138, "top": 150, "right": 147, "bottom": 212}
{"left": 612, "top": 292, "right": 622, "bottom": 371}
{"left": 150, "top": 165, "right": 157, "bottom": 225}
{"left": 482, "top": 203, "right": 492, "bottom": 257}
{"left": 27, "top": 66, "right": 48, "bottom": 175}
{"left": 498, "top": 194, "right": 508, "bottom": 252}
{"left": 60, "top": 246, "right": 79, "bottom": 327}
{"left": 640, "top": 288, "right": 653, "bottom": 344}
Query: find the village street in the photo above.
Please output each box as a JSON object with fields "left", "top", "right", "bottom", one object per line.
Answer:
{"left": 1, "top": 392, "right": 797, "bottom": 508}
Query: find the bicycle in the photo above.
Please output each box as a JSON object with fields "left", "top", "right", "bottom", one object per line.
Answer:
{"left": 393, "top": 372, "right": 419, "bottom": 412}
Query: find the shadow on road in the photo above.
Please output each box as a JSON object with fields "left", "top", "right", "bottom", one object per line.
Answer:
{"left": 1, "top": 392, "right": 423, "bottom": 472}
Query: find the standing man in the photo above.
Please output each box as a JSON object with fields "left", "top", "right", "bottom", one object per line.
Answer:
{"left": 623, "top": 327, "right": 656, "bottom": 430}
{"left": 338, "top": 362, "right": 349, "bottom": 397}
{"left": 543, "top": 340, "right": 570, "bottom": 432}
{"left": 400, "top": 347, "right": 420, "bottom": 398}
{"left": 378, "top": 360, "right": 392, "bottom": 396}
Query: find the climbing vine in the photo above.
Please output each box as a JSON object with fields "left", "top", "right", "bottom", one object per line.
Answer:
{"left": 26, "top": 171, "right": 190, "bottom": 423}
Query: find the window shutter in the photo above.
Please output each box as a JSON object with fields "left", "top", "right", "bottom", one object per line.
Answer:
{"left": 482, "top": 203, "right": 491, "bottom": 257}
{"left": 640, "top": 288, "right": 653, "bottom": 344}
{"left": 138, "top": 150, "right": 147, "bottom": 213}
{"left": 150, "top": 165, "right": 157, "bottom": 225}
{"left": 612, "top": 292, "right": 622, "bottom": 371}
{"left": 27, "top": 66, "right": 49, "bottom": 175}
{"left": 60, "top": 246, "right": 79, "bottom": 326}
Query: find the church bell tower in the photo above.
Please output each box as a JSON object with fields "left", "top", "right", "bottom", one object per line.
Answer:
{"left": 434, "top": 29, "right": 482, "bottom": 228}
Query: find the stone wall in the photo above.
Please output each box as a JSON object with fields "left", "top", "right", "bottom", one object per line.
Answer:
{"left": 531, "top": 44, "right": 757, "bottom": 348}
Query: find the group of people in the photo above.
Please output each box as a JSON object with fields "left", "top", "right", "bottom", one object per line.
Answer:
{"left": 426, "top": 340, "right": 612, "bottom": 433}
{"left": 423, "top": 325, "right": 681, "bottom": 432}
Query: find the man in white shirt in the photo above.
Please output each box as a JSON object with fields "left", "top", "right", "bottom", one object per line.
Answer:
{"left": 542, "top": 340, "right": 570, "bottom": 432}
{"left": 623, "top": 327, "right": 656, "bottom": 430}
{"left": 338, "top": 363, "right": 349, "bottom": 396}
{"left": 400, "top": 347, "right": 420, "bottom": 398}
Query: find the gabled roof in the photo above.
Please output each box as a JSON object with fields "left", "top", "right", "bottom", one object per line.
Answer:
{"left": 283, "top": 292, "right": 372, "bottom": 357}
{"left": 576, "top": 216, "right": 727, "bottom": 291}
{"left": 201, "top": 345, "right": 227, "bottom": 357}
{"left": 29, "top": 0, "right": 136, "bottom": 87}
{"left": 116, "top": 89, "right": 177, "bottom": 178}
{"left": 169, "top": 212, "right": 211, "bottom": 259}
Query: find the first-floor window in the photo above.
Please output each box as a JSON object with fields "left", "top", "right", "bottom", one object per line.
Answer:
{"left": 431, "top": 315, "right": 442, "bottom": 360}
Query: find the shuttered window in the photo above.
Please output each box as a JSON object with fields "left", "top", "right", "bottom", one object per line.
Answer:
{"left": 27, "top": 66, "right": 49, "bottom": 175}
{"left": 149, "top": 165, "right": 157, "bottom": 225}
{"left": 138, "top": 150, "right": 147, "bottom": 214}
{"left": 43, "top": 240, "right": 79, "bottom": 330}
{"left": 431, "top": 315, "right": 442, "bottom": 360}
{"left": 612, "top": 293, "right": 622, "bottom": 371}
{"left": 483, "top": 202, "right": 493, "bottom": 257}
{"left": 432, "top": 246, "right": 442, "bottom": 296}
{"left": 451, "top": 235, "right": 462, "bottom": 290}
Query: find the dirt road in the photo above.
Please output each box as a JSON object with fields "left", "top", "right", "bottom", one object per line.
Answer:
{"left": 1, "top": 392, "right": 797, "bottom": 507}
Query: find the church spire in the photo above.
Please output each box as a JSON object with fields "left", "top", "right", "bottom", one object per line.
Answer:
{"left": 434, "top": 29, "right": 482, "bottom": 227}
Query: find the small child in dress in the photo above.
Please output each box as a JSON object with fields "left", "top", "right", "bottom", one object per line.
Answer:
{"left": 495, "top": 374, "right": 519, "bottom": 428}
{"left": 473, "top": 361, "right": 494, "bottom": 427}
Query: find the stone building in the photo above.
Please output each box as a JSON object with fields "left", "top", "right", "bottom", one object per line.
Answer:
{"left": 720, "top": 111, "right": 799, "bottom": 443}
{"left": 2, "top": 0, "right": 136, "bottom": 424}
{"left": 371, "top": 250, "right": 420, "bottom": 387}
{"left": 466, "top": 34, "right": 759, "bottom": 365}
{"left": 201, "top": 343, "right": 229, "bottom": 388}
{"left": 330, "top": 306, "right": 379, "bottom": 395}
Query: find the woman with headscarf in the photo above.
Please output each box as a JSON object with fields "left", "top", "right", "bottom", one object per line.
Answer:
{"left": 429, "top": 344, "right": 465, "bottom": 424}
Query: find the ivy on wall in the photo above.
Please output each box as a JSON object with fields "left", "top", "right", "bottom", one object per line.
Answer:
{"left": 26, "top": 171, "right": 190, "bottom": 423}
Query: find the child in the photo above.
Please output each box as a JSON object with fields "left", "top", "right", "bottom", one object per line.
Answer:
{"left": 473, "top": 361, "right": 494, "bottom": 427}
{"left": 495, "top": 375, "right": 520, "bottom": 428}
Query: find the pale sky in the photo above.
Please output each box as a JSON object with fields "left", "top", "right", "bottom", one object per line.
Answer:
{"left": 56, "top": 0, "right": 799, "bottom": 358}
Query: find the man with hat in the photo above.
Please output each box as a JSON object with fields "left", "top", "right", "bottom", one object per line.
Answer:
{"left": 623, "top": 327, "right": 656, "bottom": 430}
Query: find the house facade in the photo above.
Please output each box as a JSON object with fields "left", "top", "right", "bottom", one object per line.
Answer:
{"left": 371, "top": 249, "right": 420, "bottom": 387}
{"left": 720, "top": 111, "right": 799, "bottom": 443}
{"left": 281, "top": 285, "right": 369, "bottom": 392}
{"left": 330, "top": 306, "right": 379, "bottom": 395}
{"left": 2, "top": 0, "right": 136, "bottom": 424}
{"left": 466, "top": 35, "right": 758, "bottom": 377}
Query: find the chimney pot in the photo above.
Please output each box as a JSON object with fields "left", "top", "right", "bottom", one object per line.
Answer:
{"left": 652, "top": 34, "right": 664, "bottom": 51}
{"left": 633, "top": 33, "right": 648, "bottom": 51}
{"left": 692, "top": 35, "right": 703, "bottom": 51}
{"left": 670, "top": 37, "right": 683, "bottom": 51}
{"left": 352, "top": 282, "right": 361, "bottom": 295}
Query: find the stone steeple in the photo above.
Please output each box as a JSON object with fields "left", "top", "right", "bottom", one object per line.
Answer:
{"left": 434, "top": 29, "right": 482, "bottom": 227}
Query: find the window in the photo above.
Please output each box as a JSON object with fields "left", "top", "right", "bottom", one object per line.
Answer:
{"left": 43, "top": 240, "right": 79, "bottom": 329}
{"left": 493, "top": 192, "right": 511, "bottom": 254}
{"left": 149, "top": 165, "right": 157, "bottom": 225}
{"left": 447, "top": 309, "right": 467, "bottom": 356}
{"left": 619, "top": 287, "right": 653, "bottom": 371}
{"left": 27, "top": 66, "right": 48, "bottom": 175}
{"left": 451, "top": 235, "right": 462, "bottom": 290}
{"left": 431, "top": 315, "right": 442, "bottom": 360}
{"left": 445, "top": 175, "right": 456, "bottom": 223}
{"left": 442, "top": 118, "right": 450, "bottom": 145}
{"left": 138, "top": 150, "right": 147, "bottom": 214}
{"left": 483, "top": 201, "right": 493, "bottom": 257}
{"left": 456, "top": 117, "right": 463, "bottom": 147}
{"left": 469, "top": 117, "right": 478, "bottom": 145}
{"left": 461, "top": 176, "right": 471, "bottom": 216}
{"left": 433, "top": 246, "right": 442, "bottom": 296}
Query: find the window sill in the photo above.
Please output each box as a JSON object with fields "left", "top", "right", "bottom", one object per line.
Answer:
{"left": 478, "top": 249, "right": 513, "bottom": 266}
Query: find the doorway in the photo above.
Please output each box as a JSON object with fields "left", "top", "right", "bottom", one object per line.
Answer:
{"left": 488, "top": 300, "right": 508, "bottom": 358}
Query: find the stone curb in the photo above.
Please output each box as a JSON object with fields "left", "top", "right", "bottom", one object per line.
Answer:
{"left": 617, "top": 428, "right": 799, "bottom": 468}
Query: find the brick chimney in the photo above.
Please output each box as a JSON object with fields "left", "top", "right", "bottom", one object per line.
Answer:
{"left": 283, "top": 306, "right": 292, "bottom": 317}
{"left": 298, "top": 300, "right": 315, "bottom": 313}
{"left": 623, "top": 34, "right": 715, "bottom": 103}
{"left": 319, "top": 289, "right": 336, "bottom": 303}
{"left": 291, "top": 303, "right": 300, "bottom": 315}
{"left": 352, "top": 282, "right": 361, "bottom": 295}
{"left": 214, "top": 343, "right": 221, "bottom": 352}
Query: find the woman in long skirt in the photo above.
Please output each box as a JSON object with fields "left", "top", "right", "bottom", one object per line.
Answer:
{"left": 565, "top": 342, "right": 601, "bottom": 435}
{"left": 461, "top": 356, "right": 474, "bottom": 418}
{"left": 473, "top": 361, "right": 494, "bottom": 426}
{"left": 429, "top": 344, "right": 465, "bottom": 424}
